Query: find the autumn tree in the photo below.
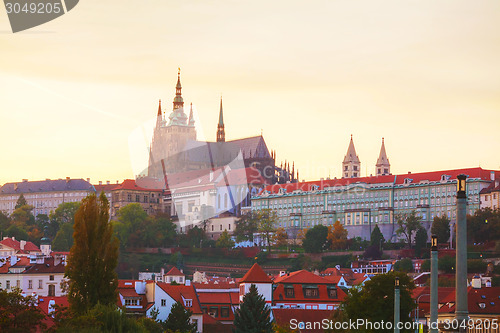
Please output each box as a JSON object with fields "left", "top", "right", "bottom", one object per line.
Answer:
{"left": 216, "top": 230, "right": 235, "bottom": 248}
{"left": 163, "top": 301, "right": 196, "bottom": 333}
{"left": 65, "top": 192, "right": 119, "bottom": 314}
{"left": 431, "top": 215, "right": 450, "bottom": 245}
{"left": 328, "top": 221, "right": 348, "bottom": 250}
{"left": 274, "top": 227, "right": 289, "bottom": 248}
{"left": 233, "top": 284, "right": 273, "bottom": 333}
{"left": 396, "top": 210, "right": 422, "bottom": 249}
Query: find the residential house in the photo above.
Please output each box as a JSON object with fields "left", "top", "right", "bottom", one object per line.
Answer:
{"left": 0, "top": 237, "right": 41, "bottom": 257}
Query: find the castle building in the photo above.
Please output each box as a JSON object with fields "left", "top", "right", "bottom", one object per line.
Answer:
{"left": 252, "top": 137, "right": 498, "bottom": 241}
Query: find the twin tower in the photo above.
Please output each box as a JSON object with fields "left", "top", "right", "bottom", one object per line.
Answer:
{"left": 342, "top": 135, "right": 390, "bottom": 178}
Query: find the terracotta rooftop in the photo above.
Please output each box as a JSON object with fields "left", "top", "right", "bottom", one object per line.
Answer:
{"left": 239, "top": 263, "right": 272, "bottom": 284}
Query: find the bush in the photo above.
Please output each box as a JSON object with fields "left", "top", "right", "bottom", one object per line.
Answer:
{"left": 394, "top": 258, "right": 413, "bottom": 272}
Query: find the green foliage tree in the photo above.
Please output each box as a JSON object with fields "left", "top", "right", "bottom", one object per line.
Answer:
{"left": 394, "top": 258, "right": 414, "bottom": 272}
{"left": 233, "top": 284, "right": 273, "bottom": 333}
{"left": 5, "top": 224, "right": 28, "bottom": 241}
{"left": 302, "top": 225, "right": 329, "bottom": 253}
{"left": 431, "top": 215, "right": 450, "bottom": 245}
{"left": 438, "top": 255, "right": 455, "bottom": 273}
{"left": 163, "top": 301, "right": 197, "bottom": 333}
{"left": 328, "top": 221, "right": 348, "bottom": 250}
{"left": 467, "top": 259, "right": 488, "bottom": 274}
{"left": 467, "top": 208, "right": 500, "bottom": 244}
{"left": 234, "top": 211, "right": 259, "bottom": 243}
{"left": 257, "top": 209, "right": 277, "bottom": 253}
{"left": 15, "top": 194, "right": 27, "bottom": 209}
{"left": 65, "top": 193, "right": 119, "bottom": 314}
{"left": 414, "top": 227, "right": 428, "bottom": 258}
{"left": 421, "top": 259, "right": 430, "bottom": 272}
{"left": 0, "top": 211, "right": 10, "bottom": 232}
{"left": 178, "top": 226, "right": 207, "bottom": 248}
{"left": 11, "top": 204, "right": 35, "bottom": 227}
{"left": 340, "top": 272, "right": 415, "bottom": 333}
{"left": 396, "top": 210, "right": 422, "bottom": 249}
{"left": 113, "top": 203, "right": 148, "bottom": 249}
{"left": 52, "top": 222, "right": 75, "bottom": 251}
{"left": 370, "top": 224, "right": 385, "bottom": 248}
{"left": 216, "top": 230, "right": 235, "bottom": 248}
{"left": 0, "top": 287, "right": 46, "bottom": 332}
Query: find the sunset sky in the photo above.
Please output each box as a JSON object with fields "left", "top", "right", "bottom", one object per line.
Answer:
{"left": 1, "top": 0, "right": 499, "bottom": 185}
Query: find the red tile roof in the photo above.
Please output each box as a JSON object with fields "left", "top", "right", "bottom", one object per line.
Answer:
{"left": 0, "top": 237, "right": 40, "bottom": 253}
{"left": 24, "top": 258, "right": 65, "bottom": 274}
{"left": 156, "top": 283, "right": 203, "bottom": 314}
{"left": 438, "top": 287, "right": 500, "bottom": 315}
{"left": 197, "top": 292, "right": 239, "bottom": 305}
{"left": 112, "top": 179, "right": 162, "bottom": 192}
{"left": 260, "top": 167, "right": 498, "bottom": 195}
{"left": 239, "top": 263, "right": 272, "bottom": 284}
{"left": 274, "top": 270, "right": 331, "bottom": 284}
{"left": 273, "top": 309, "right": 334, "bottom": 333}
{"left": 273, "top": 283, "right": 346, "bottom": 304}
{"left": 165, "top": 266, "right": 185, "bottom": 276}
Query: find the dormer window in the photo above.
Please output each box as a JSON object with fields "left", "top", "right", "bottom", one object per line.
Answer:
{"left": 185, "top": 299, "right": 192, "bottom": 307}
{"left": 285, "top": 285, "right": 295, "bottom": 298}
{"left": 404, "top": 178, "right": 412, "bottom": 185}
{"left": 479, "top": 303, "right": 486, "bottom": 309}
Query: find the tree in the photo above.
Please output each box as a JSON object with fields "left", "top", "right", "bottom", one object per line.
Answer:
{"left": 370, "top": 224, "right": 385, "bottom": 249}
{"left": 328, "top": 221, "right": 348, "bottom": 250}
{"left": 48, "top": 202, "right": 80, "bottom": 238}
{"left": 4, "top": 224, "right": 28, "bottom": 241}
{"left": 216, "top": 230, "right": 235, "bottom": 248}
{"left": 257, "top": 209, "right": 277, "bottom": 253}
{"left": 302, "top": 225, "right": 329, "bottom": 253}
{"left": 163, "top": 301, "right": 196, "bottom": 333}
{"left": 113, "top": 203, "right": 148, "bottom": 249}
{"left": 10, "top": 204, "right": 35, "bottom": 228}
{"left": 52, "top": 222, "right": 75, "bottom": 251}
{"left": 363, "top": 245, "right": 382, "bottom": 260}
{"left": 396, "top": 210, "right": 422, "bottom": 249}
{"left": 233, "top": 284, "right": 273, "bottom": 333}
{"left": 65, "top": 192, "right": 119, "bottom": 314}
{"left": 414, "top": 227, "right": 428, "bottom": 258}
{"left": 394, "top": 258, "right": 414, "bottom": 272}
{"left": 431, "top": 215, "right": 450, "bottom": 245}
{"left": 234, "top": 211, "right": 259, "bottom": 243}
{"left": 15, "top": 194, "right": 27, "bottom": 209}
{"left": 340, "top": 272, "right": 415, "bottom": 333}
{"left": 467, "top": 208, "right": 500, "bottom": 244}
{"left": 274, "top": 227, "right": 288, "bottom": 248}
{"left": 0, "top": 287, "right": 46, "bottom": 332}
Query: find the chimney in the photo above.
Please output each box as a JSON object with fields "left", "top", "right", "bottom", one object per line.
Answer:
{"left": 106, "top": 181, "right": 110, "bottom": 185}
{"left": 22, "top": 179, "right": 28, "bottom": 182}
{"left": 86, "top": 178, "right": 90, "bottom": 183}
{"left": 54, "top": 256, "right": 61, "bottom": 266}
{"left": 491, "top": 171, "right": 495, "bottom": 181}
{"left": 99, "top": 181, "right": 102, "bottom": 185}
{"left": 14, "top": 184, "right": 18, "bottom": 191}
{"left": 66, "top": 177, "right": 70, "bottom": 183}
{"left": 471, "top": 276, "right": 481, "bottom": 289}
{"left": 185, "top": 279, "right": 191, "bottom": 286}
{"left": 10, "top": 256, "right": 18, "bottom": 266}
{"left": 20, "top": 240, "right": 26, "bottom": 250}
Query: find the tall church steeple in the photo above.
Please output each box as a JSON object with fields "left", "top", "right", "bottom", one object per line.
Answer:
{"left": 173, "top": 68, "right": 184, "bottom": 110}
{"left": 156, "top": 99, "right": 162, "bottom": 128}
{"left": 188, "top": 103, "right": 195, "bottom": 127}
{"left": 342, "top": 135, "right": 361, "bottom": 178}
{"left": 217, "top": 97, "right": 225, "bottom": 142}
{"left": 376, "top": 137, "right": 390, "bottom": 176}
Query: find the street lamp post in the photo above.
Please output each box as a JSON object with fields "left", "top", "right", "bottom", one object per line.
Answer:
{"left": 455, "top": 174, "right": 468, "bottom": 332}
{"left": 415, "top": 293, "right": 430, "bottom": 333}
{"left": 394, "top": 277, "right": 400, "bottom": 333}
{"left": 430, "top": 235, "right": 438, "bottom": 333}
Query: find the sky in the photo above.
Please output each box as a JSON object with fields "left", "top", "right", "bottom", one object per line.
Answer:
{"left": 1, "top": 0, "right": 499, "bottom": 185}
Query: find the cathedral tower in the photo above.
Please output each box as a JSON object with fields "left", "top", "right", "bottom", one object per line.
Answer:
{"left": 216, "top": 97, "right": 225, "bottom": 142}
{"left": 376, "top": 137, "right": 390, "bottom": 176}
{"left": 342, "top": 135, "right": 361, "bottom": 178}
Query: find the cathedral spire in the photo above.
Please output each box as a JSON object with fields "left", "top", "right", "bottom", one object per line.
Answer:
{"left": 173, "top": 68, "right": 184, "bottom": 110}
{"left": 157, "top": 99, "right": 162, "bottom": 116}
{"left": 376, "top": 137, "right": 391, "bottom": 176}
{"left": 217, "top": 96, "right": 225, "bottom": 142}
{"left": 188, "top": 103, "right": 195, "bottom": 126}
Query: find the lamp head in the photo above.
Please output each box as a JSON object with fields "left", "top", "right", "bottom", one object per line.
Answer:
{"left": 457, "top": 174, "right": 467, "bottom": 199}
